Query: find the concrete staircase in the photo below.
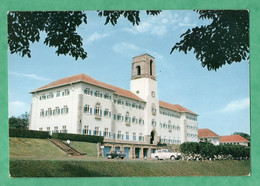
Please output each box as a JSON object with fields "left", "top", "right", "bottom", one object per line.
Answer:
{"left": 49, "top": 139, "right": 86, "bottom": 156}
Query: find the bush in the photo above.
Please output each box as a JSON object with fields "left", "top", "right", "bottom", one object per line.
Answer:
{"left": 9, "top": 128, "right": 49, "bottom": 139}
{"left": 52, "top": 133, "right": 104, "bottom": 143}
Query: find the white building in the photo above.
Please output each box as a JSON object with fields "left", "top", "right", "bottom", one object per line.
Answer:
{"left": 29, "top": 54, "right": 199, "bottom": 158}
{"left": 198, "top": 128, "right": 220, "bottom": 145}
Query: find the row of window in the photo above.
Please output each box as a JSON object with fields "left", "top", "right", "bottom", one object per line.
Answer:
{"left": 186, "top": 115, "right": 197, "bottom": 121}
{"left": 160, "top": 122, "right": 181, "bottom": 131}
{"left": 83, "top": 104, "right": 144, "bottom": 124}
{"left": 159, "top": 108, "right": 181, "bottom": 119}
{"left": 186, "top": 125, "right": 198, "bottom": 130}
{"left": 82, "top": 126, "right": 145, "bottom": 141}
{"left": 114, "top": 99, "right": 145, "bottom": 110}
{"left": 187, "top": 133, "right": 198, "bottom": 138}
{"left": 160, "top": 138, "right": 181, "bottom": 145}
{"left": 39, "top": 125, "right": 67, "bottom": 133}
{"left": 39, "top": 89, "right": 70, "bottom": 100}
{"left": 40, "top": 106, "right": 69, "bottom": 117}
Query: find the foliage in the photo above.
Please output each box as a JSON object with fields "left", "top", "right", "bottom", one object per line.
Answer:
{"left": 8, "top": 11, "right": 87, "bottom": 60}
{"left": 97, "top": 10, "right": 161, "bottom": 26}
{"left": 9, "top": 112, "right": 30, "bottom": 129}
{"left": 180, "top": 142, "right": 250, "bottom": 160}
{"left": 9, "top": 128, "right": 49, "bottom": 139}
{"left": 52, "top": 132, "right": 104, "bottom": 143}
{"left": 157, "top": 141, "right": 167, "bottom": 147}
{"left": 171, "top": 10, "right": 249, "bottom": 71}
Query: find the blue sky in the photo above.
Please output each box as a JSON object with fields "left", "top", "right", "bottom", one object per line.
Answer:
{"left": 8, "top": 10, "right": 250, "bottom": 136}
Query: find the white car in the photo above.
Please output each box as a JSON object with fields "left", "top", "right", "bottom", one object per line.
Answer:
{"left": 151, "top": 149, "right": 181, "bottom": 160}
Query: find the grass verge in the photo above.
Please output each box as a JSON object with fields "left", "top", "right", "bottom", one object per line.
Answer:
{"left": 9, "top": 159, "right": 250, "bottom": 177}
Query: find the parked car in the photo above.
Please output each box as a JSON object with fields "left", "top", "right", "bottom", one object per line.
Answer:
{"left": 106, "top": 151, "right": 126, "bottom": 159}
{"left": 151, "top": 149, "right": 181, "bottom": 160}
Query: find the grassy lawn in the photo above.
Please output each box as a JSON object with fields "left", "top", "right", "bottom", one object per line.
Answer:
{"left": 9, "top": 137, "right": 250, "bottom": 177}
{"left": 9, "top": 159, "right": 250, "bottom": 177}
{"left": 9, "top": 137, "right": 97, "bottom": 160}
{"left": 62, "top": 140, "right": 97, "bottom": 157}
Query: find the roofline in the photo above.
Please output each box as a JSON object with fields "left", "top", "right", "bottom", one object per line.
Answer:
{"left": 132, "top": 53, "right": 155, "bottom": 59}
{"left": 159, "top": 105, "right": 199, "bottom": 116}
{"left": 31, "top": 80, "right": 146, "bottom": 103}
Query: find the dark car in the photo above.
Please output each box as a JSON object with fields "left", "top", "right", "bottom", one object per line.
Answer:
{"left": 106, "top": 151, "right": 126, "bottom": 159}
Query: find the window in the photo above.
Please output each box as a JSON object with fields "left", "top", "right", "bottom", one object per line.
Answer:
{"left": 104, "top": 93, "right": 110, "bottom": 99}
{"left": 53, "top": 107, "right": 60, "bottom": 115}
{"left": 47, "top": 92, "right": 54, "bottom": 99}
{"left": 61, "top": 126, "right": 67, "bottom": 133}
{"left": 104, "top": 109, "right": 109, "bottom": 117}
{"left": 139, "top": 133, "right": 143, "bottom": 141}
{"left": 104, "top": 128, "right": 109, "bottom": 137}
{"left": 84, "top": 88, "right": 92, "bottom": 95}
{"left": 40, "top": 94, "right": 46, "bottom": 100}
{"left": 63, "top": 89, "right": 70, "bottom": 96}
{"left": 126, "top": 132, "right": 129, "bottom": 140}
{"left": 83, "top": 105, "right": 90, "bottom": 113}
{"left": 94, "top": 90, "right": 101, "bottom": 97}
{"left": 94, "top": 103, "right": 102, "bottom": 118}
{"left": 136, "top": 65, "right": 141, "bottom": 76}
{"left": 150, "top": 60, "right": 153, "bottom": 75}
{"left": 94, "top": 127, "right": 99, "bottom": 136}
{"left": 133, "top": 133, "right": 136, "bottom": 141}
{"left": 117, "top": 99, "right": 122, "bottom": 105}
{"left": 40, "top": 109, "right": 44, "bottom": 117}
{"left": 39, "top": 128, "right": 43, "bottom": 131}
{"left": 126, "top": 101, "right": 131, "bottom": 107}
{"left": 117, "top": 113, "right": 122, "bottom": 121}
{"left": 132, "top": 103, "right": 136, "bottom": 108}
{"left": 117, "top": 131, "right": 122, "bottom": 139}
{"left": 53, "top": 126, "right": 59, "bottom": 133}
{"left": 151, "top": 103, "right": 156, "bottom": 115}
{"left": 56, "top": 91, "right": 60, "bottom": 97}
{"left": 132, "top": 116, "right": 136, "bottom": 123}
{"left": 62, "top": 105, "right": 69, "bottom": 114}
{"left": 152, "top": 119, "right": 156, "bottom": 127}
{"left": 125, "top": 112, "right": 131, "bottom": 125}
{"left": 139, "top": 118, "right": 142, "bottom": 124}
{"left": 168, "top": 121, "right": 172, "bottom": 132}
{"left": 46, "top": 127, "right": 50, "bottom": 131}
{"left": 151, "top": 91, "right": 155, "bottom": 97}
{"left": 47, "top": 108, "right": 52, "bottom": 116}
{"left": 83, "top": 125, "right": 89, "bottom": 135}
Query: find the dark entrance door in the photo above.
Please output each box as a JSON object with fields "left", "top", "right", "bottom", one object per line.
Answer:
{"left": 150, "top": 131, "right": 155, "bottom": 144}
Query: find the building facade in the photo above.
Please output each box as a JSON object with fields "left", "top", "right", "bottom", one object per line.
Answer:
{"left": 198, "top": 128, "right": 220, "bottom": 145}
{"left": 29, "top": 54, "right": 199, "bottom": 158}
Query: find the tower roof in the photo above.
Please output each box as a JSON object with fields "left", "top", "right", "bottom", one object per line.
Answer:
{"left": 31, "top": 73, "right": 145, "bottom": 102}
{"left": 132, "top": 53, "right": 155, "bottom": 59}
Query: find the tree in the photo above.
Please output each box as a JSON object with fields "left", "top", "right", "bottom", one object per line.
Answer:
{"left": 8, "top": 11, "right": 160, "bottom": 60}
{"left": 9, "top": 112, "right": 30, "bottom": 129}
{"left": 8, "top": 10, "right": 249, "bottom": 70}
{"left": 171, "top": 10, "right": 249, "bottom": 71}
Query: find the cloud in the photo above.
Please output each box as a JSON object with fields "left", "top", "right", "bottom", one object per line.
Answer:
{"left": 9, "top": 71, "right": 51, "bottom": 81}
{"left": 86, "top": 32, "right": 110, "bottom": 43}
{"left": 9, "top": 101, "right": 30, "bottom": 117}
{"left": 123, "top": 11, "right": 197, "bottom": 36}
{"left": 112, "top": 42, "right": 163, "bottom": 60}
{"left": 219, "top": 97, "right": 250, "bottom": 113}
{"left": 113, "top": 42, "right": 140, "bottom": 53}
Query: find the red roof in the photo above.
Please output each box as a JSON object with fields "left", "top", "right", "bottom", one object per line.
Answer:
{"left": 219, "top": 135, "right": 249, "bottom": 143}
{"left": 31, "top": 73, "right": 145, "bottom": 102}
{"left": 159, "top": 100, "right": 197, "bottom": 115}
{"left": 198, "top": 129, "right": 220, "bottom": 138}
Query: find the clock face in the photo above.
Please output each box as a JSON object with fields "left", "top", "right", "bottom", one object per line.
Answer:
{"left": 151, "top": 91, "right": 155, "bottom": 97}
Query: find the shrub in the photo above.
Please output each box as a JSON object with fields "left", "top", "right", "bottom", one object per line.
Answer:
{"left": 9, "top": 128, "right": 49, "bottom": 139}
{"left": 52, "top": 133, "right": 104, "bottom": 143}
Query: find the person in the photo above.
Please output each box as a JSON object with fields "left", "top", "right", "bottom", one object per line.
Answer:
{"left": 66, "top": 139, "right": 70, "bottom": 153}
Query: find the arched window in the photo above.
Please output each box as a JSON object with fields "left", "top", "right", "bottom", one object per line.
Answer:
{"left": 150, "top": 60, "right": 153, "bottom": 75}
{"left": 94, "top": 103, "right": 101, "bottom": 116}
{"left": 136, "top": 65, "right": 141, "bottom": 76}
